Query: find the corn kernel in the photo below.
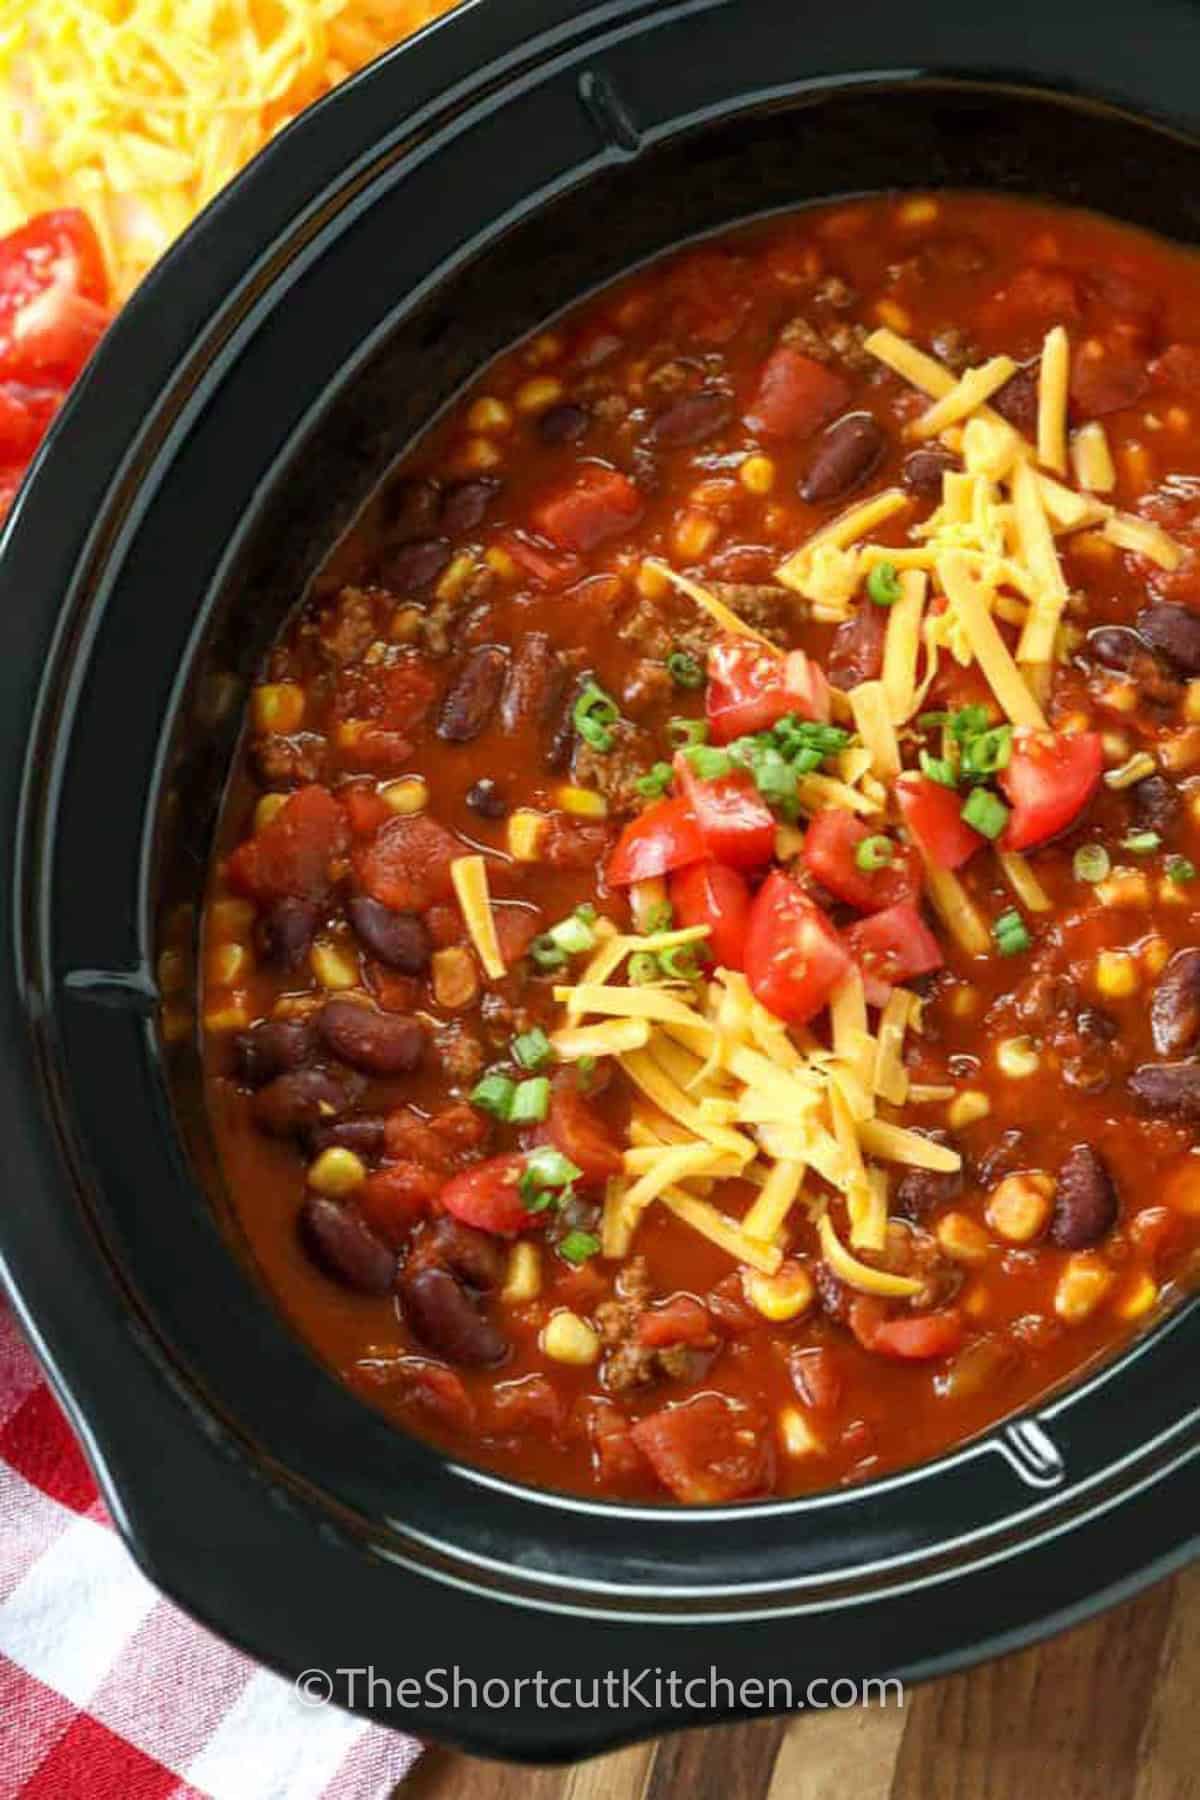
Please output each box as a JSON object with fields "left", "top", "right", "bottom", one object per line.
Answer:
{"left": 635, "top": 558, "right": 672, "bottom": 600}
{"left": 778, "top": 1407, "right": 825, "bottom": 1458}
{"left": 524, "top": 331, "right": 563, "bottom": 367}
{"left": 936, "top": 1212, "right": 992, "bottom": 1265}
{"left": 1159, "top": 874, "right": 1191, "bottom": 906}
{"left": 389, "top": 604, "right": 424, "bottom": 643}
{"left": 739, "top": 454, "right": 776, "bottom": 495}
{"left": 254, "top": 792, "right": 288, "bottom": 832}
{"left": 874, "top": 298, "right": 912, "bottom": 332}
{"left": 961, "top": 1283, "right": 991, "bottom": 1320}
{"left": 380, "top": 776, "right": 429, "bottom": 816}
{"left": 1104, "top": 750, "right": 1156, "bottom": 789}
{"left": 1121, "top": 441, "right": 1153, "bottom": 488}
{"left": 1095, "top": 868, "right": 1150, "bottom": 909}
{"left": 453, "top": 436, "right": 502, "bottom": 474}
{"left": 432, "top": 946, "right": 479, "bottom": 1010}
{"left": 507, "top": 809, "right": 546, "bottom": 862}
{"left": 1161, "top": 727, "right": 1200, "bottom": 774}
{"left": 310, "top": 940, "right": 360, "bottom": 990}
{"left": 435, "top": 552, "right": 477, "bottom": 605}
{"left": 252, "top": 681, "right": 305, "bottom": 735}
{"left": 466, "top": 396, "right": 513, "bottom": 434}
{"left": 484, "top": 545, "right": 518, "bottom": 581}
{"left": 1141, "top": 934, "right": 1171, "bottom": 976}
{"left": 555, "top": 784, "right": 608, "bottom": 819}
{"left": 206, "top": 942, "right": 251, "bottom": 986}
{"left": 672, "top": 508, "right": 719, "bottom": 561}
{"left": 540, "top": 1310, "right": 600, "bottom": 1364}
{"left": 1166, "top": 405, "right": 1192, "bottom": 433}
{"left": 1070, "top": 529, "right": 1118, "bottom": 563}
{"left": 1054, "top": 1253, "right": 1116, "bottom": 1323}
{"left": 203, "top": 1000, "right": 250, "bottom": 1033}
{"left": 515, "top": 376, "right": 565, "bottom": 414}
{"left": 1095, "top": 949, "right": 1139, "bottom": 999}
{"left": 1115, "top": 1271, "right": 1158, "bottom": 1321}
{"left": 308, "top": 1147, "right": 367, "bottom": 1198}
{"left": 157, "top": 947, "right": 187, "bottom": 996}
{"left": 630, "top": 877, "right": 668, "bottom": 932}
{"left": 947, "top": 1089, "right": 990, "bottom": 1129}
{"left": 208, "top": 897, "right": 256, "bottom": 941}
{"left": 744, "top": 1262, "right": 814, "bottom": 1323}
{"left": 947, "top": 984, "right": 980, "bottom": 1019}
{"left": 1098, "top": 679, "right": 1138, "bottom": 714}
{"left": 995, "top": 1035, "right": 1040, "bottom": 1078}
{"left": 335, "top": 719, "right": 367, "bottom": 752}
{"left": 160, "top": 1003, "right": 194, "bottom": 1045}
{"left": 986, "top": 1172, "right": 1055, "bottom": 1244}
{"left": 1100, "top": 730, "right": 1130, "bottom": 763}
{"left": 897, "top": 196, "right": 940, "bottom": 226}
{"left": 774, "top": 824, "right": 805, "bottom": 862}
{"left": 502, "top": 1242, "right": 542, "bottom": 1304}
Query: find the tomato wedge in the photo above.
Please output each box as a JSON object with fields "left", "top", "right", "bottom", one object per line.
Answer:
{"left": 439, "top": 1153, "right": 546, "bottom": 1234}
{"left": 843, "top": 902, "right": 944, "bottom": 1007}
{"left": 744, "top": 871, "right": 851, "bottom": 1024}
{"left": 706, "top": 637, "right": 831, "bottom": 743}
{"left": 669, "top": 860, "right": 752, "bottom": 971}
{"left": 744, "top": 345, "right": 850, "bottom": 440}
{"left": 606, "top": 795, "right": 706, "bottom": 885}
{"left": 546, "top": 1079, "right": 624, "bottom": 1182}
{"left": 673, "top": 752, "right": 775, "bottom": 870}
{"left": 802, "top": 810, "right": 921, "bottom": 913}
{"left": 0, "top": 209, "right": 109, "bottom": 386}
{"left": 895, "top": 772, "right": 983, "bottom": 870}
{"left": 999, "top": 729, "right": 1104, "bottom": 851}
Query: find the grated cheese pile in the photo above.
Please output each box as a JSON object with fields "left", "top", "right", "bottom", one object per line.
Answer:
{"left": 0, "top": 0, "right": 459, "bottom": 299}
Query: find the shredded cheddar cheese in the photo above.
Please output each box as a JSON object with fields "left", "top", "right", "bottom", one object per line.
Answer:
{"left": 1036, "top": 326, "right": 1070, "bottom": 475}
{"left": 449, "top": 855, "right": 505, "bottom": 981}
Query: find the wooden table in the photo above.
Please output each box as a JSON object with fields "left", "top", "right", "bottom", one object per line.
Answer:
{"left": 407, "top": 1565, "right": 1197, "bottom": 1800}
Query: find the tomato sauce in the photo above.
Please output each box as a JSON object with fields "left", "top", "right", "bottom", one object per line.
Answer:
{"left": 196, "top": 192, "right": 1200, "bottom": 1503}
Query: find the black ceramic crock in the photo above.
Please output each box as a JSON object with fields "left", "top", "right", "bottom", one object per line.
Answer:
{"left": 3, "top": 0, "right": 1200, "bottom": 1762}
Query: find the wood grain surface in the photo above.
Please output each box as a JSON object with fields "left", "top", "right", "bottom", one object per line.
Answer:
{"left": 405, "top": 1566, "right": 1200, "bottom": 1800}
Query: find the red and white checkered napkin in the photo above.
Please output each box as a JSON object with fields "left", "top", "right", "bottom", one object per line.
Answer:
{"left": 0, "top": 1306, "right": 422, "bottom": 1799}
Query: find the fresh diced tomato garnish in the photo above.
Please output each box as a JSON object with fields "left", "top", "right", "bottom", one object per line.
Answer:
{"left": 0, "top": 382, "right": 60, "bottom": 463}
{"left": 606, "top": 794, "right": 706, "bottom": 885}
{"left": 843, "top": 902, "right": 943, "bottom": 1007}
{"left": 497, "top": 531, "right": 581, "bottom": 590}
{"left": 802, "top": 810, "right": 920, "bottom": 914}
{"left": 867, "top": 1308, "right": 964, "bottom": 1360}
{"left": 439, "top": 1152, "right": 545, "bottom": 1235}
{"left": 1070, "top": 336, "right": 1149, "bottom": 419}
{"left": 226, "top": 784, "right": 348, "bottom": 902}
{"left": 547, "top": 1078, "right": 623, "bottom": 1183}
{"left": 673, "top": 753, "right": 775, "bottom": 871}
{"left": 669, "top": 860, "right": 752, "bottom": 972}
{"left": 357, "top": 1162, "right": 442, "bottom": 1245}
{"left": 999, "top": 729, "right": 1103, "bottom": 851}
{"left": 353, "top": 812, "right": 460, "bottom": 911}
{"left": 631, "top": 1393, "right": 770, "bottom": 1503}
{"left": 531, "top": 463, "right": 642, "bottom": 552}
{"left": 744, "top": 870, "right": 851, "bottom": 1025}
{"left": 896, "top": 771, "right": 983, "bottom": 871}
{"left": 706, "top": 636, "right": 830, "bottom": 743}
{"left": 0, "top": 209, "right": 109, "bottom": 386}
{"left": 636, "top": 1295, "right": 715, "bottom": 1350}
{"left": 744, "top": 346, "right": 850, "bottom": 441}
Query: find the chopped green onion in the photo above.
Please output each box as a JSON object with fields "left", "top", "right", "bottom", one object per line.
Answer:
{"left": 644, "top": 901, "right": 675, "bottom": 934}
{"left": 771, "top": 716, "right": 850, "bottom": 759}
{"left": 666, "top": 649, "right": 705, "bottom": 689}
{"left": 948, "top": 704, "right": 992, "bottom": 743}
{"left": 729, "top": 739, "right": 798, "bottom": 816}
{"left": 1167, "top": 855, "right": 1197, "bottom": 885}
{"left": 961, "top": 787, "right": 1010, "bottom": 840}
{"left": 1121, "top": 830, "right": 1162, "bottom": 856}
{"left": 635, "top": 762, "right": 673, "bottom": 799}
{"left": 529, "top": 934, "right": 567, "bottom": 970}
{"left": 920, "top": 750, "right": 958, "bottom": 788}
{"left": 668, "top": 717, "right": 709, "bottom": 748}
{"left": 659, "top": 944, "right": 704, "bottom": 982}
{"left": 993, "top": 909, "right": 1031, "bottom": 956}
{"left": 1073, "top": 844, "right": 1111, "bottom": 884}
{"left": 575, "top": 903, "right": 597, "bottom": 923}
{"left": 866, "top": 561, "right": 902, "bottom": 606}
{"left": 628, "top": 952, "right": 660, "bottom": 985}
{"left": 573, "top": 681, "right": 621, "bottom": 752}
{"left": 519, "top": 1146, "right": 582, "bottom": 1202}
{"left": 575, "top": 1054, "right": 598, "bottom": 1081}
{"left": 682, "top": 744, "right": 733, "bottom": 781}
{"left": 508, "top": 1077, "right": 550, "bottom": 1124}
{"left": 471, "top": 1073, "right": 517, "bottom": 1119}
{"left": 855, "top": 834, "right": 894, "bottom": 872}
{"left": 960, "top": 724, "right": 1013, "bottom": 781}
{"left": 917, "top": 710, "right": 951, "bottom": 730}
{"left": 558, "top": 1230, "right": 601, "bottom": 1266}
{"left": 511, "top": 1027, "right": 554, "bottom": 1071}
{"left": 548, "top": 913, "right": 597, "bottom": 956}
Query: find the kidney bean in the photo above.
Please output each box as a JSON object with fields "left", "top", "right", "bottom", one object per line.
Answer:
{"left": 253, "top": 1067, "right": 356, "bottom": 1137}
{"left": 500, "top": 630, "right": 559, "bottom": 734}
{"left": 1087, "top": 624, "right": 1143, "bottom": 672}
{"left": 384, "top": 476, "right": 441, "bottom": 538}
{"left": 827, "top": 603, "right": 886, "bottom": 690}
{"left": 538, "top": 403, "right": 590, "bottom": 446}
{"left": 317, "top": 998, "right": 426, "bottom": 1076}
{"left": 1130, "top": 1059, "right": 1200, "bottom": 1120}
{"left": 1049, "top": 1144, "right": 1119, "bottom": 1249}
{"left": 1136, "top": 603, "right": 1200, "bottom": 674}
{"left": 300, "top": 1194, "right": 396, "bottom": 1294}
{"left": 1151, "top": 949, "right": 1200, "bottom": 1057}
{"left": 436, "top": 645, "right": 508, "bottom": 742}
{"left": 257, "top": 897, "right": 321, "bottom": 972}
{"left": 307, "top": 1114, "right": 388, "bottom": 1158}
{"left": 418, "top": 1215, "right": 507, "bottom": 1291}
{"left": 440, "top": 477, "right": 500, "bottom": 535}
{"left": 649, "top": 389, "right": 733, "bottom": 447}
{"left": 893, "top": 1131, "right": 962, "bottom": 1220}
{"left": 799, "top": 412, "right": 886, "bottom": 504}
{"left": 466, "top": 778, "right": 507, "bottom": 819}
{"left": 233, "top": 1018, "right": 316, "bottom": 1088}
{"left": 1133, "top": 774, "right": 1181, "bottom": 836}
{"left": 990, "top": 361, "right": 1039, "bottom": 433}
{"left": 398, "top": 1265, "right": 508, "bottom": 1365}
{"left": 901, "top": 445, "right": 960, "bottom": 497}
{"left": 383, "top": 536, "right": 452, "bottom": 593}
{"left": 346, "top": 896, "right": 432, "bottom": 973}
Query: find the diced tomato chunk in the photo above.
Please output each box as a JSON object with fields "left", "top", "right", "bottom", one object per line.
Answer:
{"left": 582, "top": 1397, "right": 646, "bottom": 1485}
{"left": 547, "top": 1079, "right": 623, "bottom": 1183}
{"left": 1070, "top": 336, "right": 1150, "bottom": 419}
{"left": 357, "top": 1162, "right": 442, "bottom": 1245}
{"left": 488, "top": 1376, "right": 566, "bottom": 1437}
{"left": 1151, "top": 342, "right": 1200, "bottom": 394}
{"left": 843, "top": 902, "right": 943, "bottom": 1007}
{"left": 631, "top": 1393, "right": 770, "bottom": 1503}
{"left": 895, "top": 772, "right": 983, "bottom": 871}
{"left": 341, "top": 781, "right": 394, "bottom": 837}
{"left": 606, "top": 795, "right": 706, "bottom": 885}
{"left": 705, "top": 1271, "right": 758, "bottom": 1336}
{"left": 669, "top": 860, "right": 752, "bottom": 972}
{"left": 493, "top": 905, "right": 543, "bottom": 964}
{"left": 673, "top": 753, "right": 775, "bottom": 871}
{"left": 986, "top": 264, "right": 1081, "bottom": 330}
{"left": 706, "top": 637, "right": 830, "bottom": 742}
{"left": 744, "top": 870, "right": 851, "bottom": 1025}
{"left": 531, "top": 463, "right": 642, "bottom": 552}
{"left": 999, "top": 729, "right": 1103, "bottom": 851}
{"left": 744, "top": 346, "right": 849, "bottom": 441}
{"left": 353, "top": 1357, "right": 474, "bottom": 1434}
{"left": 802, "top": 810, "right": 920, "bottom": 914}
{"left": 354, "top": 812, "right": 460, "bottom": 911}
{"left": 498, "top": 531, "right": 581, "bottom": 590}
{"left": 226, "top": 784, "right": 347, "bottom": 902}
{"left": 636, "top": 1295, "right": 715, "bottom": 1350}
{"left": 439, "top": 1153, "right": 544, "bottom": 1235}
{"left": 789, "top": 1346, "right": 843, "bottom": 1412}
{"left": 868, "top": 1308, "right": 964, "bottom": 1360}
